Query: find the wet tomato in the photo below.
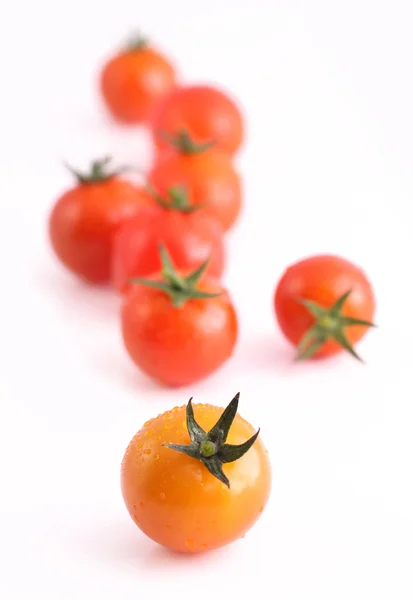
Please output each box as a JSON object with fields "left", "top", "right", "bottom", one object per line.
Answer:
{"left": 121, "top": 393, "right": 271, "bottom": 552}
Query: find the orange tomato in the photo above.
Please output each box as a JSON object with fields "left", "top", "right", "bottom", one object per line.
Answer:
{"left": 150, "top": 85, "right": 244, "bottom": 156}
{"left": 100, "top": 35, "right": 176, "bottom": 124}
{"left": 121, "top": 394, "right": 271, "bottom": 553}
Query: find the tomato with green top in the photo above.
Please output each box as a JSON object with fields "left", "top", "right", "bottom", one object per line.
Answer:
{"left": 49, "top": 157, "right": 150, "bottom": 284}
{"left": 148, "top": 130, "right": 242, "bottom": 231}
{"left": 121, "top": 393, "right": 271, "bottom": 553}
{"left": 121, "top": 246, "right": 237, "bottom": 386}
{"left": 274, "top": 254, "right": 376, "bottom": 360}
{"left": 150, "top": 84, "right": 244, "bottom": 157}
{"left": 111, "top": 184, "right": 225, "bottom": 294}
{"left": 100, "top": 33, "right": 176, "bottom": 124}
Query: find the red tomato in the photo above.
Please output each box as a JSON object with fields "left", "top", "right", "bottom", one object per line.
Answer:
{"left": 100, "top": 35, "right": 176, "bottom": 124}
{"left": 121, "top": 247, "right": 238, "bottom": 386}
{"left": 111, "top": 185, "right": 225, "bottom": 294}
{"left": 121, "top": 394, "right": 271, "bottom": 553}
{"left": 150, "top": 85, "right": 244, "bottom": 156}
{"left": 274, "top": 255, "right": 376, "bottom": 360}
{"left": 148, "top": 131, "right": 242, "bottom": 231}
{"left": 49, "top": 158, "right": 151, "bottom": 284}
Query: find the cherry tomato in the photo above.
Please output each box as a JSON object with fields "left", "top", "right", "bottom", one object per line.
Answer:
{"left": 112, "top": 185, "right": 225, "bottom": 294}
{"left": 100, "top": 34, "right": 176, "bottom": 124}
{"left": 150, "top": 85, "right": 244, "bottom": 156}
{"left": 121, "top": 246, "right": 238, "bottom": 386}
{"left": 274, "top": 255, "right": 376, "bottom": 360}
{"left": 121, "top": 393, "right": 271, "bottom": 553}
{"left": 49, "top": 157, "right": 151, "bottom": 284}
{"left": 148, "top": 131, "right": 242, "bottom": 231}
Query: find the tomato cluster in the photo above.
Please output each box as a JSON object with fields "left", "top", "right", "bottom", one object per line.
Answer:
{"left": 48, "top": 33, "right": 377, "bottom": 554}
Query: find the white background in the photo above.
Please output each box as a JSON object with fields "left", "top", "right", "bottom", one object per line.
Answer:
{"left": 1, "top": 0, "right": 412, "bottom": 598}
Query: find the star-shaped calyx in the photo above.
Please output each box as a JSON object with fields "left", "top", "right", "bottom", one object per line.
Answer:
{"left": 129, "top": 245, "right": 221, "bottom": 308}
{"left": 66, "top": 156, "right": 130, "bottom": 184}
{"left": 164, "top": 393, "right": 260, "bottom": 488}
{"left": 297, "top": 290, "right": 376, "bottom": 361}
{"left": 158, "top": 128, "right": 216, "bottom": 154}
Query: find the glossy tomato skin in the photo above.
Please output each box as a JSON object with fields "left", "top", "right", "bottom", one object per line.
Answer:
{"left": 121, "top": 279, "right": 238, "bottom": 386}
{"left": 121, "top": 403, "right": 271, "bottom": 553}
{"left": 274, "top": 255, "right": 376, "bottom": 357}
{"left": 49, "top": 182, "right": 152, "bottom": 284}
{"left": 150, "top": 85, "right": 244, "bottom": 156}
{"left": 148, "top": 149, "right": 242, "bottom": 231}
{"left": 100, "top": 48, "right": 176, "bottom": 124}
{"left": 112, "top": 207, "right": 225, "bottom": 294}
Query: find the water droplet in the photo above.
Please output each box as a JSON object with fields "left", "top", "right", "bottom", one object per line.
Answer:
{"left": 154, "top": 454, "right": 160, "bottom": 461}
{"left": 200, "top": 543, "right": 208, "bottom": 550}
{"left": 259, "top": 505, "right": 264, "bottom": 513}
{"left": 163, "top": 423, "right": 174, "bottom": 430}
{"left": 139, "top": 501, "right": 145, "bottom": 509}
{"left": 156, "top": 435, "right": 162, "bottom": 441}
{"left": 133, "top": 513, "right": 140, "bottom": 523}
{"left": 144, "top": 418, "right": 154, "bottom": 427}
{"left": 137, "top": 442, "right": 144, "bottom": 449}
{"left": 144, "top": 430, "right": 154, "bottom": 438}
{"left": 160, "top": 492, "right": 166, "bottom": 500}
{"left": 181, "top": 421, "right": 186, "bottom": 429}
{"left": 185, "top": 538, "right": 195, "bottom": 549}
{"left": 163, "top": 413, "right": 173, "bottom": 421}
{"left": 143, "top": 448, "right": 152, "bottom": 455}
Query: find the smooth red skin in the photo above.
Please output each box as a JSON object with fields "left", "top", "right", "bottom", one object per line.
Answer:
{"left": 150, "top": 85, "right": 244, "bottom": 156}
{"left": 274, "top": 255, "right": 376, "bottom": 358}
{"left": 112, "top": 207, "right": 225, "bottom": 294}
{"left": 49, "top": 182, "right": 152, "bottom": 284}
{"left": 121, "top": 278, "right": 238, "bottom": 387}
{"left": 148, "top": 149, "right": 242, "bottom": 232}
{"left": 100, "top": 48, "right": 176, "bottom": 124}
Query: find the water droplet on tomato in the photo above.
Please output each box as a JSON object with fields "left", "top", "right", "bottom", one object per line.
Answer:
{"left": 200, "top": 543, "right": 208, "bottom": 550}
{"left": 185, "top": 539, "right": 195, "bottom": 549}
{"left": 160, "top": 492, "right": 166, "bottom": 500}
{"left": 139, "top": 501, "right": 145, "bottom": 509}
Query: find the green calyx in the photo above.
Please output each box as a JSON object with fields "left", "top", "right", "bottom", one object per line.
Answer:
{"left": 147, "top": 184, "right": 202, "bottom": 213}
{"left": 124, "top": 31, "right": 148, "bottom": 52}
{"left": 297, "top": 290, "right": 376, "bottom": 362}
{"left": 164, "top": 393, "right": 260, "bottom": 488}
{"left": 66, "top": 156, "right": 128, "bottom": 184}
{"left": 129, "top": 245, "right": 221, "bottom": 308}
{"left": 158, "top": 129, "right": 216, "bottom": 155}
